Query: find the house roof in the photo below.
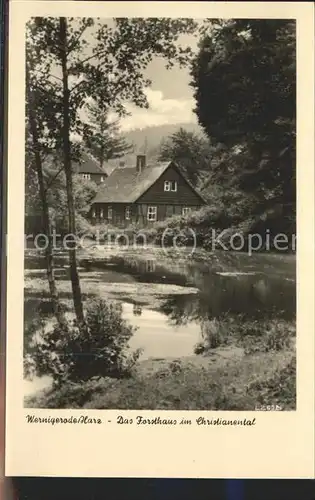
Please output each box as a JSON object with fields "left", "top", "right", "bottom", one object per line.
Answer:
{"left": 43, "top": 150, "right": 113, "bottom": 177}
{"left": 91, "top": 161, "right": 206, "bottom": 204}
{"left": 74, "top": 152, "right": 107, "bottom": 175}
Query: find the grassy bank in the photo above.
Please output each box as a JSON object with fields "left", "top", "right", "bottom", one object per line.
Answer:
{"left": 25, "top": 348, "right": 295, "bottom": 410}
{"left": 25, "top": 310, "right": 296, "bottom": 410}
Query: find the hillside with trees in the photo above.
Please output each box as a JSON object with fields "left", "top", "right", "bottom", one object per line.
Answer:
{"left": 83, "top": 100, "right": 134, "bottom": 169}
{"left": 124, "top": 122, "right": 203, "bottom": 153}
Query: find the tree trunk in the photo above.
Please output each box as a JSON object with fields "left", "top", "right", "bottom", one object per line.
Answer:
{"left": 59, "top": 17, "right": 84, "bottom": 323}
{"left": 26, "top": 67, "right": 66, "bottom": 328}
{"left": 99, "top": 144, "right": 104, "bottom": 170}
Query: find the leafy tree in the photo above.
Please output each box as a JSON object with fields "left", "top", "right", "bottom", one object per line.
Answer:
{"left": 26, "top": 16, "right": 197, "bottom": 322}
{"left": 25, "top": 154, "right": 41, "bottom": 217}
{"left": 25, "top": 65, "right": 66, "bottom": 327}
{"left": 191, "top": 19, "right": 296, "bottom": 216}
{"left": 84, "top": 101, "right": 134, "bottom": 169}
{"left": 45, "top": 167, "right": 98, "bottom": 235}
{"left": 157, "top": 127, "right": 217, "bottom": 185}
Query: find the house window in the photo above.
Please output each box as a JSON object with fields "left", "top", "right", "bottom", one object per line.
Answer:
{"left": 125, "top": 206, "right": 131, "bottom": 220}
{"left": 100, "top": 208, "right": 104, "bottom": 218}
{"left": 146, "top": 260, "right": 156, "bottom": 272}
{"left": 182, "top": 207, "right": 191, "bottom": 216}
{"left": 147, "top": 206, "right": 157, "bottom": 221}
{"left": 100, "top": 176, "right": 105, "bottom": 183}
{"left": 164, "top": 180, "right": 177, "bottom": 192}
{"left": 91, "top": 208, "right": 96, "bottom": 217}
{"left": 108, "top": 206, "right": 112, "bottom": 220}
{"left": 82, "top": 173, "right": 91, "bottom": 180}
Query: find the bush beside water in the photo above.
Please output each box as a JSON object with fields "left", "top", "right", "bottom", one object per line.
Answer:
{"left": 25, "top": 299, "right": 295, "bottom": 410}
{"left": 25, "top": 299, "right": 142, "bottom": 386}
{"left": 196, "top": 315, "right": 295, "bottom": 355}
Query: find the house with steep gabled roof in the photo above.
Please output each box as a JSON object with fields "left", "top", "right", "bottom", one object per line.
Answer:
{"left": 89, "top": 155, "right": 206, "bottom": 226}
{"left": 74, "top": 151, "right": 111, "bottom": 184}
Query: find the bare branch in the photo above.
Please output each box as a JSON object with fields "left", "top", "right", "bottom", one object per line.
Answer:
{"left": 69, "top": 79, "right": 86, "bottom": 95}
{"left": 43, "top": 164, "right": 65, "bottom": 194}
{"left": 70, "top": 48, "right": 108, "bottom": 73}
{"left": 35, "top": 69, "right": 63, "bottom": 83}
{"left": 67, "top": 23, "right": 90, "bottom": 56}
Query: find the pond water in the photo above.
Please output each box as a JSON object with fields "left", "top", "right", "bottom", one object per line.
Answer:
{"left": 124, "top": 302, "right": 201, "bottom": 358}
{"left": 51, "top": 250, "right": 295, "bottom": 318}
{"left": 24, "top": 249, "right": 296, "bottom": 397}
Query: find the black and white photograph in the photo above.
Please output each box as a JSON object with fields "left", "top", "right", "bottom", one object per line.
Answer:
{"left": 23, "top": 15, "right": 297, "bottom": 411}
{"left": 4, "top": 0, "right": 315, "bottom": 481}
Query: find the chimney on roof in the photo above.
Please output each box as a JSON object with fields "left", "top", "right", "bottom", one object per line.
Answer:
{"left": 136, "top": 155, "right": 146, "bottom": 173}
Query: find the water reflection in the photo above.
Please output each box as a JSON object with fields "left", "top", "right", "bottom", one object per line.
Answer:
{"left": 124, "top": 303, "right": 201, "bottom": 359}
{"left": 133, "top": 304, "right": 143, "bottom": 316}
{"left": 80, "top": 256, "right": 188, "bottom": 287}
{"left": 25, "top": 251, "right": 295, "bottom": 327}
{"left": 88, "top": 255, "right": 296, "bottom": 322}
{"left": 160, "top": 275, "right": 295, "bottom": 325}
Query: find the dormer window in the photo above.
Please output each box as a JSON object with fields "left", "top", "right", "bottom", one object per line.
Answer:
{"left": 164, "top": 180, "right": 177, "bottom": 192}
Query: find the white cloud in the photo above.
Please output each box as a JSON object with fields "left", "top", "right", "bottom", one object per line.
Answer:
{"left": 70, "top": 132, "right": 82, "bottom": 143}
{"left": 117, "top": 88, "right": 197, "bottom": 131}
{"left": 79, "top": 88, "right": 197, "bottom": 135}
{"left": 68, "top": 73, "right": 86, "bottom": 92}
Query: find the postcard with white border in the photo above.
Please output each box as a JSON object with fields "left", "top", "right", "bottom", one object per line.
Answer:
{"left": 5, "top": 1, "right": 315, "bottom": 478}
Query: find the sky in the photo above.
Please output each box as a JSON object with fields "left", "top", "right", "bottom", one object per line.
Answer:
{"left": 45, "top": 19, "right": 201, "bottom": 137}
{"left": 120, "top": 63, "right": 198, "bottom": 131}
{"left": 121, "top": 32, "right": 200, "bottom": 131}
{"left": 75, "top": 21, "right": 200, "bottom": 132}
